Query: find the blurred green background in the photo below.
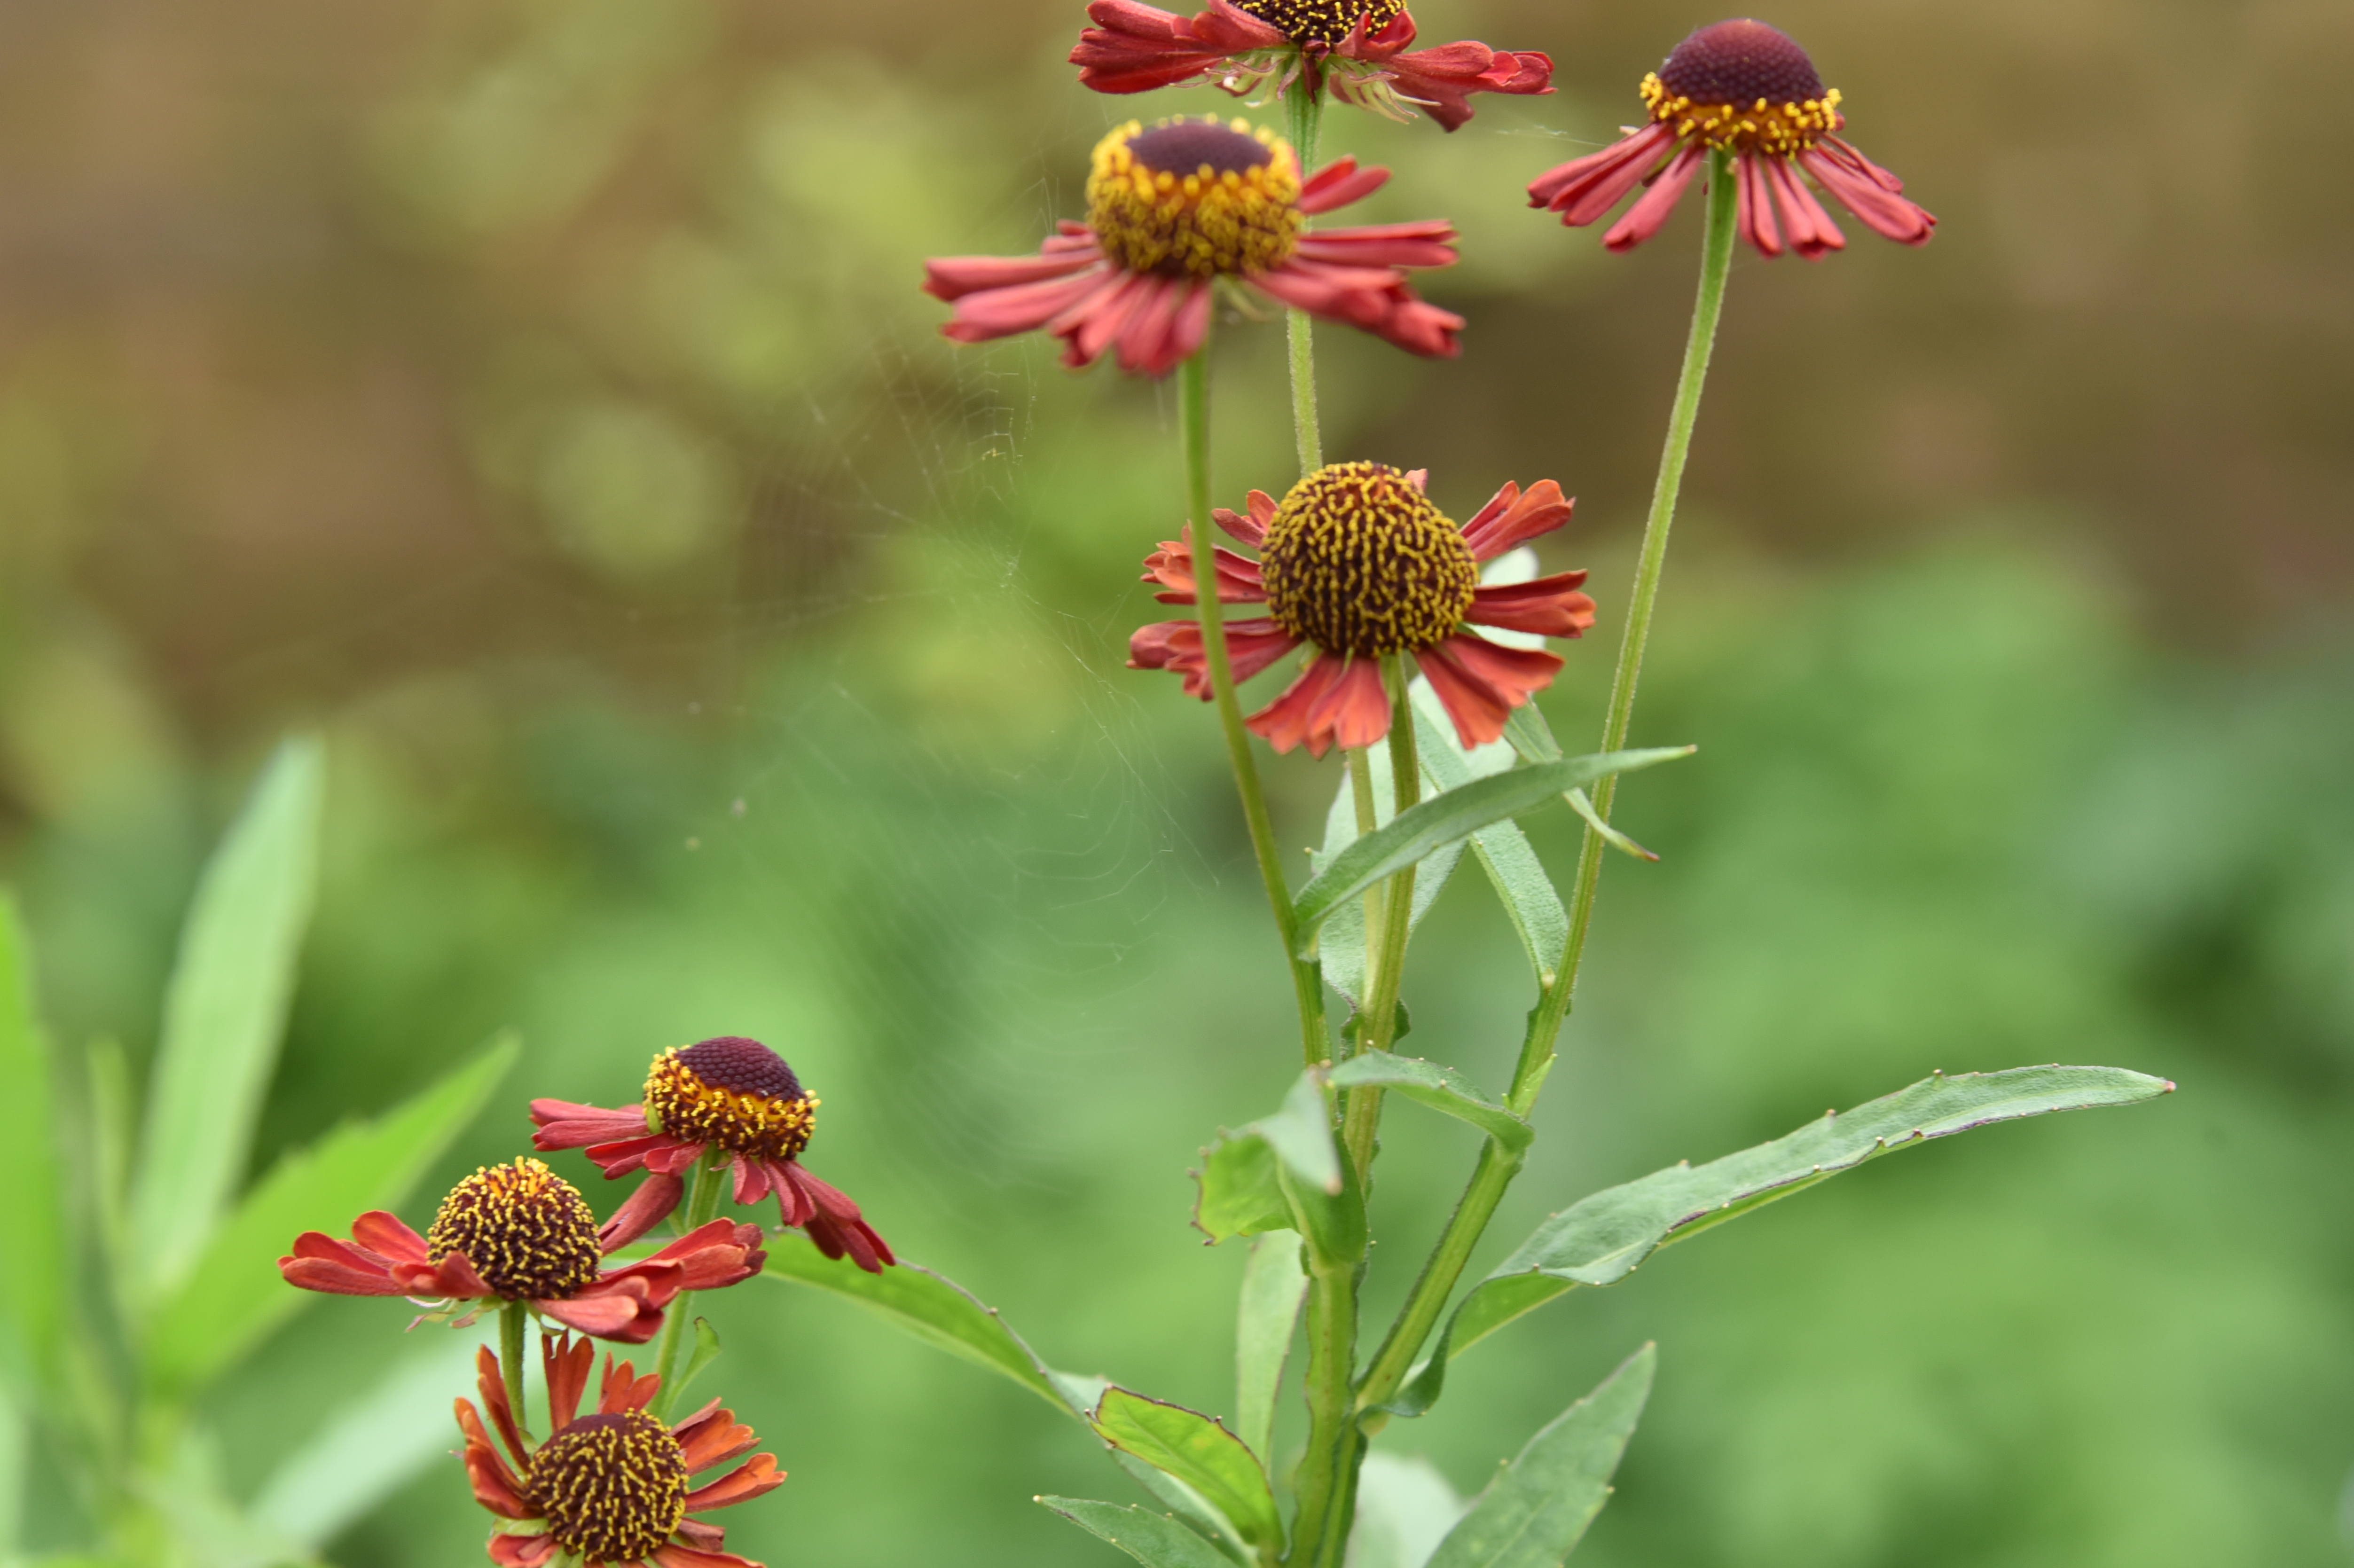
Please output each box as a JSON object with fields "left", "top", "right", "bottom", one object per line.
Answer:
{"left": 2, "top": 0, "right": 2350, "bottom": 1563}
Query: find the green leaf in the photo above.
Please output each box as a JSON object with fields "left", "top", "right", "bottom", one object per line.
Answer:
{"left": 1291, "top": 749, "right": 1693, "bottom": 956}
{"left": 1312, "top": 743, "right": 1466, "bottom": 1009}
{"left": 1351, "top": 1451, "right": 1467, "bottom": 1568}
{"left": 1256, "top": 1071, "right": 1341, "bottom": 1197}
{"left": 1194, "top": 1131, "right": 1292, "bottom": 1245}
{"left": 675, "top": 1317, "right": 723, "bottom": 1405}
{"left": 1327, "top": 1051, "right": 1531, "bottom": 1152}
{"left": 1561, "top": 787, "right": 1656, "bottom": 863}
{"left": 0, "top": 898, "right": 65, "bottom": 1403}
{"left": 130, "top": 737, "right": 325, "bottom": 1301}
{"left": 1501, "top": 703, "right": 1563, "bottom": 764}
{"left": 1234, "top": 1232, "right": 1305, "bottom": 1462}
{"left": 141, "top": 1035, "right": 517, "bottom": 1399}
{"left": 1425, "top": 1343, "right": 1654, "bottom": 1568}
{"left": 760, "top": 1232, "right": 1099, "bottom": 1417}
{"left": 1422, "top": 1066, "right": 2176, "bottom": 1392}
{"left": 1409, "top": 697, "right": 1569, "bottom": 990}
{"left": 1038, "top": 1498, "right": 1243, "bottom": 1568}
{"left": 1090, "top": 1388, "right": 1282, "bottom": 1549}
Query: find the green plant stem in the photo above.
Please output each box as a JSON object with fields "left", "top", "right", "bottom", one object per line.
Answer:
{"left": 1283, "top": 86, "right": 1325, "bottom": 477}
{"left": 1342, "top": 663, "right": 1419, "bottom": 1178}
{"left": 649, "top": 1157, "right": 726, "bottom": 1419}
{"left": 1179, "top": 350, "right": 1332, "bottom": 1068}
{"left": 1355, "top": 151, "right": 1741, "bottom": 1419}
{"left": 1346, "top": 745, "right": 1384, "bottom": 1052}
{"left": 500, "top": 1299, "right": 529, "bottom": 1441}
{"left": 1287, "top": 1241, "right": 1357, "bottom": 1566}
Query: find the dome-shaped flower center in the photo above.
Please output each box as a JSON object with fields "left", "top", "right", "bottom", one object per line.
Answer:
{"left": 1259, "top": 463, "right": 1478, "bottom": 659}
{"left": 1641, "top": 19, "right": 1840, "bottom": 155}
{"left": 644, "top": 1035, "right": 818, "bottom": 1162}
{"left": 1086, "top": 118, "right": 1302, "bottom": 279}
{"left": 1231, "top": 0, "right": 1405, "bottom": 47}
{"left": 525, "top": 1410, "right": 689, "bottom": 1564}
{"left": 426, "top": 1159, "right": 602, "bottom": 1301}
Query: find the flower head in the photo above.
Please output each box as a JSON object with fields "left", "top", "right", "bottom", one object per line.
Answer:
{"left": 533, "top": 1036, "right": 894, "bottom": 1274}
{"left": 1072, "top": 0, "right": 1552, "bottom": 132}
{"left": 1130, "top": 463, "right": 1596, "bottom": 756}
{"left": 1528, "top": 19, "right": 1935, "bottom": 259}
{"left": 278, "top": 1158, "right": 766, "bottom": 1344}
{"left": 923, "top": 116, "right": 1461, "bottom": 376}
{"left": 460, "top": 1331, "right": 784, "bottom": 1566}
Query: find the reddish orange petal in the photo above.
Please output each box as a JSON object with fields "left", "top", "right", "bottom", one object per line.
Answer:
{"left": 545, "top": 1329, "right": 596, "bottom": 1432}
{"left": 455, "top": 1399, "right": 530, "bottom": 1515}
{"left": 474, "top": 1347, "right": 529, "bottom": 1467}
{"left": 683, "top": 1453, "right": 785, "bottom": 1513}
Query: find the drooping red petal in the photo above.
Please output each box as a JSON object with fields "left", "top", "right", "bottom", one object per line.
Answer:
{"left": 1115, "top": 275, "right": 1211, "bottom": 376}
{"left": 1800, "top": 143, "right": 1935, "bottom": 245}
{"left": 532, "top": 1099, "right": 659, "bottom": 1150}
{"left": 1414, "top": 635, "right": 1563, "bottom": 748}
{"left": 1603, "top": 143, "right": 1706, "bottom": 252}
{"left": 1141, "top": 524, "right": 1268, "bottom": 605}
{"left": 1246, "top": 652, "right": 1389, "bottom": 758}
{"left": 1528, "top": 122, "right": 1679, "bottom": 226}
{"left": 1251, "top": 260, "right": 1462, "bottom": 359}
{"left": 683, "top": 1453, "right": 787, "bottom": 1513}
{"left": 675, "top": 1519, "right": 728, "bottom": 1551}
{"left": 475, "top": 1346, "right": 530, "bottom": 1469}
{"left": 1381, "top": 40, "right": 1554, "bottom": 133}
{"left": 781, "top": 1163, "right": 894, "bottom": 1273}
{"left": 455, "top": 1398, "right": 532, "bottom": 1515}
{"left": 1069, "top": 0, "right": 1288, "bottom": 94}
{"left": 1763, "top": 155, "right": 1845, "bottom": 260}
{"left": 1459, "top": 478, "right": 1575, "bottom": 560}
{"left": 730, "top": 1153, "right": 777, "bottom": 1208}
{"left": 1295, "top": 220, "right": 1459, "bottom": 270}
{"left": 921, "top": 248, "right": 1102, "bottom": 302}
{"left": 1737, "top": 151, "right": 1783, "bottom": 258}
{"left": 598, "top": 1171, "right": 686, "bottom": 1252}
{"left": 1467, "top": 572, "right": 1597, "bottom": 638}
{"left": 943, "top": 264, "right": 1121, "bottom": 346}
{"left": 576, "top": 1131, "right": 685, "bottom": 1179}
{"left": 1128, "top": 619, "right": 1301, "bottom": 699}
{"left": 621, "top": 1219, "right": 768, "bottom": 1293}
{"left": 650, "top": 1544, "right": 764, "bottom": 1568}
{"left": 1246, "top": 652, "right": 1349, "bottom": 754}
{"left": 541, "top": 1282, "right": 659, "bottom": 1343}
{"left": 1297, "top": 157, "right": 1388, "bottom": 216}
{"left": 487, "top": 1533, "right": 560, "bottom": 1568}
{"left": 546, "top": 1329, "right": 597, "bottom": 1431}
{"left": 1057, "top": 270, "right": 1161, "bottom": 370}
{"left": 279, "top": 1231, "right": 402, "bottom": 1295}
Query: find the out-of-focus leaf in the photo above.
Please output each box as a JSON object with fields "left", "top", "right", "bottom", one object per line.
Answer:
{"left": 674, "top": 1317, "right": 723, "bottom": 1405}
{"left": 1410, "top": 696, "right": 1570, "bottom": 990}
{"left": 131, "top": 737, "right": 324, "bottom": 1301}
{"left": 1313, "top": 744, "right": 1465, "bottom": 1008}
{"left": 1091, "top": 1388, "right": 1282, "bottom": 1549}
{"left": 1424, "top": 1343, "right": 1654, "bottom": 1568}
{"left": 1038, "top": 1498, "right": 1243, "bottom": 1568}
{"left": 1351, "top": 1451, "right": 1468, "bottom": 1568}
{"left": 1501, "top": 702, "right": 1563, "bottom": 764}
{"left": 1194, "top": 1131, "right": 1291, "bottom": 1245}
{"left": 252, "top": 1330, "right": 486, "bottom": 1549}
{"left": 1395, "top": 1066, "right": 2176, "bottom": 1413}
{"left": 1292, "top": 750, "right": 1692, "bottom": 955}
{"left": 0, "top": 898, "right": 64, "bottom": 1402}
{"left": 1234, "top": 1232, "right": 1306, "bottom": 1462}
{"left": 1256, "top": 1072, "right": 1340, "bottom": 1196}
{"left": 1327, "top": 1052, "right": 1530, "bottom": 1152}
{"left": 1562, "top": 786, "right": 1656, "bottom": 862}
{"left": 1106, "top": 1452, "right": 1253, "bottom": 1565}
{"left": 142, "top": 1037, "right": 517, "bottom": 1399}
{"left": 760, "top": 1233, "right": 1099, "bottom": 1417}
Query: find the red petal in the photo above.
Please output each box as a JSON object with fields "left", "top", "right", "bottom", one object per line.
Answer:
{"left": 1297, "top": 157, "right": 1388, "bottom": 216}
{"left": 1738, "top": 152, "right": 1783, "bottom": 259}
{"left": 1128, "top": 619, "right": 1299, "bottom": 699}
{"left": 1295, "top": 220, "right": 1459, "bottom": 269}
{"left": 545, "top": 1329, "right": 596, "bottom": 1431}
{"left": 785, "top": 1164, "right": 895, "bottom": 1272}
{"left": 683, "top": 1453, "right": 786, "bottom": 1512}
{"left": 1070, "top": 0, "right": 1286, "bottom": 94}
{"left": 1459, "top": 478, "right": 1575, "bottom": 560}
{"left": 1603, "top": 143, "right": 1705, "bottom": 252}
{"left": 474, "top": 1347, "right": 530, "bottom": 1469}
{"left": 651, "top": 1545, "right": 765, "bottom": 1568}
{"left": 598, "top": 1171, "right": 685, "bottom": 1251}
{"left": 487, "top": 1529, "right": 559, "bottom": 1566}
{"left": 542, "top": 1286, "right": 659, "bottom": 1343}
{"left": 922, "top": 249, "right": 1100, "bottom": 301}
{"left": 599, "top": 1351, "right": 661, "bottom": 1415}
{"left": 1528, "top": 122, "right": 1679, "bottom": 225}
{"left": 1800, "top": 145, "right": 1934, "bottom": 245}
{"left": 456, "top": 1398, "right": 531, "bottom": 1513}
{"left": 1414, "top": 635, "right": 1563, "bottom": 748}
{"left": 943, "top": 265, "right": 1119, "bottom": 345}
{"left": 1763, "top": 156, "right": 1845, "bottom": 260}
{"left": 676, "top": 1407, "right": 761, "bottom": 1474}
{"left": 530, "top": 1100, "right": 652, "bottom": 1148}
{"left": 1467, "top": 574, "right": 1597, "bottom": 638}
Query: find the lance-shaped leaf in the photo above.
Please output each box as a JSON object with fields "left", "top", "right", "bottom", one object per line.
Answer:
{"left": 1039, "top": 1498, "right": 1244, "bottom": 1568}
{"left": 1425, "top": 1343, "right": 1654, "bottom": 1568}
{"left": 1091, "top": 1388, "right": 1283, "bottom": 1550}
{"left": 1292, "top": 750, "right": 1692, "bottom": 956}
{"left": 1313, "top": 741, "right": 1467, "bottom": 1009}
{"left": 1328, "top": 1052, "right": 1531, "bottom": 1152}
{"left": 1193, "top": 1072, "right": 1343, "bottom": 1244}
{"left": 1352, "top": 1451, "right": 1468, "bottom": 1568}
{"left": 1410, "top": 694, "right": 1570, "bottom": 988}
{"left": 760, "top": 1233, "right": 1102, "bottom": 1417}
{"left": 142, "top": 1035, "right": 517, "bottom": 1398}
{"left": 1388, "top": 1066, "right": 2174, "bottom": 1418}
{"left": 131, "top": 737, "right": 323, "bottom": 1301}
{"left": 1234, "top": 1232, "right": 1306, "bottom": 1463}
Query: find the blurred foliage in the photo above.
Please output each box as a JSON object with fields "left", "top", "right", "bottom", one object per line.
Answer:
{"left": 0, "top": 0, "right": 2350, "bottom": 1563}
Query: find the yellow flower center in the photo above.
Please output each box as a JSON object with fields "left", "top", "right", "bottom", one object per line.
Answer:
{"left": 426, "top": 1159, "right": 603, "bottom": 1301}
{"left": 643, "top": 1036, "right": 818, "bottom": 1162}
{"left": 1231, "top": 0, "right": 1405, "bottom": 47}
{"left": 1086, "top": 118, "right": 1303, "bottom": 279}
{"left": 1642, "top": 20, "right": 1840, "bottom": 156}
{"left": 526, "top": 1411, "right": 689, "bottom": 1564}
{"left": 1259, "top": 463, "right": 1478, "bottom": 659}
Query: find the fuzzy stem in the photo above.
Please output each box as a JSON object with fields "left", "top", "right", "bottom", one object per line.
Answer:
{"left": 1180, "top": 349, "right": 1332, "bottom": 1067}
{"left": 1357, "top": 153, "right": 1742, "bottom": 1418}
{"left": 1283, "top": 86, "right": 1325, "bottom": 477}
{"left": 649, "top": 1155, "right": 726, "bottom": 1419}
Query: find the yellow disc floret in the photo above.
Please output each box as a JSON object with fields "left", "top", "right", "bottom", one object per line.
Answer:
{"left": 1259, "top": 463, "right": 1479, "bottom": 659}
{"left": 1086, "top": 118, "right": 1303, "bottom": 279}
{"left": 426, "top": 1158, "right": 603, "bottom": 1301}
{"left": 526, "top": 1411, "right": 689, "bottom": 1564}
{"left": 1640, "top": 71, "right": 1841, "bottom": 155}
{"left": 644, "top": 1036, "right": 818, "bottom": 1162}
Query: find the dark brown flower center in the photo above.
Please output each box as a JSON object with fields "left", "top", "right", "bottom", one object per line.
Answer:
{"left": 643, "top": 1036, "right": 818, "bottom": 1162}
{"left": 1087, "top": 118, "right": 1303, "bottom": 278}
{"left": 1258, "top": 463, "right": 1478, "bottom": 659}
{"left": 426, "top": 1159, "right": 603, "bottom": 1301}
{"left": 1657, "top": 19, "right": 1824, "bottom": 106}
{"left": 1232, "top": 0, "right": 1405, "bottom": 47}
{"left": 525, "top": 1411, "right": 689, "bottom": 1563}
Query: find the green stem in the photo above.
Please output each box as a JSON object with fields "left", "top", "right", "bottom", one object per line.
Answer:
{"left": 500, "top": 1299, "right": 530, "bottom": 1442}
{"left": 1287, "top": 1248, "right": 1357, "bottom": 1565}
{"left": 649, "top": 1157, "right": 726, "bottom": 1419}
{"left": 1510, "top": 146, "right": 1738, "bottom": 1106}
{"left": 1342, "top": 663, "right": 1419, "bottom": 1177}
{"left": 1356, "top": 152, "right": 1742, "bottom": 1416}
{"left": 1283, "top": 86, "right": 1324, "bottom": 477}
{"left": 1180, "top": 350, "right": 1332, "bottom": 1068}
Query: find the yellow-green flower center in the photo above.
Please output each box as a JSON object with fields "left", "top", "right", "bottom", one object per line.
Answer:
{"left": 426, "top": 1159, "right": 602, "bottom": 1301}
{"left": 1086, "top": 118, "right": 1302, "bottom": 279}
{"left": 525, "top": 1411, "right": 689, "bottom": 1563}
{"left": 1258, "top": 463, "right": 1478, "bottom": 659}
{"left": 644, "top": 1036, "right": 818, "bottom": 1162}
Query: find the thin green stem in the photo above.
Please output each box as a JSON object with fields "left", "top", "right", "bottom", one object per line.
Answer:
{"left": 500, "top": 1299, "right": 530, "bottom": 1442}
{"left": 1342, "top": 664, "right": 1419, "bottom": 1177}
{"left": 1287, "top": 1247, "right": 1357, "bottom": 1566}
{"left": 1356, "top": 154, "right": 1742, "bottom": 1417}
{"left": 1283, "top": 86, "right": 1325, "bottom": 477}
{"left": 1346, "top": 745, "right": 1384, "bottom": 1055}
{"left": 649, "top": 1157, "right": 726, "bottom": 1419}
{"left": 1180, "top": 350, "right": 1332, "bottom": 1067}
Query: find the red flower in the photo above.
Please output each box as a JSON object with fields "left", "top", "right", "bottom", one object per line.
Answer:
{"left": 923, "top": 116, "right": 1461, "bottom": 376}
{"left": 279, "top": 1158, "right": 765, "bottom": 1345}
{"left": 459, "top": 1331, "right": 784, "bottom": 1567}
{"left": 533, "top": 1036, "right": 893, "bottom": 1275}
{"left": 1072, "top": 0, "right": 1552, "bottom": 132}
{"left": 1528, "top": 19, "right": 1935, "bottom": 259}
{"left": 1130, "top": 462, "right": 1596, "bottom": 756}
